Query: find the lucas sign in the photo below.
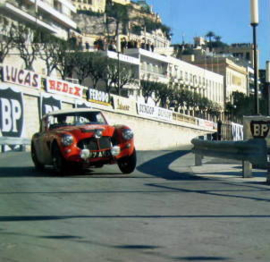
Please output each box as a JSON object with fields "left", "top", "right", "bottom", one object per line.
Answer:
{"left": 2, "top": 65, "right": 41, "bottom": 89}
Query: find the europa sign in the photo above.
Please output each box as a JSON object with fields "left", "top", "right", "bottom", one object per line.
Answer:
{"left": 46, "top": 78, "right": 84, "bottom": 99}
{"left": 2, "top": 65, "right": 41, "bottom": 89}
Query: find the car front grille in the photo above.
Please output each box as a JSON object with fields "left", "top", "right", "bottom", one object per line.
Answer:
{"left": 78, "top": 137, "right": 111, "bottom": 151}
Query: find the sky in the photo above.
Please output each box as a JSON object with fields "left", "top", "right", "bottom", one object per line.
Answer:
{"left": 145, "top": 0, "right": 270, "bottom": 69}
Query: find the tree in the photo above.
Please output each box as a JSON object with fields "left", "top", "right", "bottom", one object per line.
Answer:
{"left": 13, "top": 25, "right": 40, "bottom": 70}
{"left": 205, "top": 31, "right": 215, "bottom": 51}
{"left": 153, "top": 82, "right": 173, "bottom": 107}
{"left": 38, "top": 31, "right": 62, "bottom": 76}
{"left": 102, "top": 58, "right": 119, "bottom": 94}
{"left": 140, "top": 79, "right": 157, "bottom": 103}
{"left": 105, "top": 1, "right": 130, "bottom": 38}
{"left": 87, "top": 53, "right": 108, "bottom": 89}
{"left": 114, "top": 63, "right": 136, "bottom": 95}
{"left": 0, "top": 16, "right": 15, "bottom": 63}
{"left": 54, "top": 41, "right": 75, "bottom": 80}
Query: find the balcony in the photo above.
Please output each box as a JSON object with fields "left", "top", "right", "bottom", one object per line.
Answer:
{"left": 140, "top": 69, "right": 168, "bottom": 83}
{"left": 0, "top": 1, "right": 58, "bottom": 34}
{"left": 25, "top": 0, "right": 77, "bottom": 29}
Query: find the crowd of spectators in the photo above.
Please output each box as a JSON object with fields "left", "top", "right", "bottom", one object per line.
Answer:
{"left": 68, "top": 34, "right": 156, "bottom": 53}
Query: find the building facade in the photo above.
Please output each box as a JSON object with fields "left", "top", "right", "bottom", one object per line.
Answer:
{"left": 0, "top": 0, "right": 77, "bottom": 40}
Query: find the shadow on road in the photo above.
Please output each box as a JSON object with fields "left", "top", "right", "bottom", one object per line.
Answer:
{"left": 0, "top": 214, "right": 270, "bottom": 222}
{"left": 137, "top": 150, "right": 205, "bottom": 180}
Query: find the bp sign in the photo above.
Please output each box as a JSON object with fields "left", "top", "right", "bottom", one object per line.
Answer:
{"left": 0, "top": 87, "right": 24, "bottom": 137}
{"left": 40, "top": 94, "right": 61, "bottom": 118}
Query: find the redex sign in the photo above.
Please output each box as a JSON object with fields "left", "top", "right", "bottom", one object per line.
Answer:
{"left": 46, "top": 78, "right": 84, "bottom": 99}
{"left": 0, "top": 87, "right": 24, "bottom": 137}
{"left": 3, "top": 65, "right": 41, "bottom": 89}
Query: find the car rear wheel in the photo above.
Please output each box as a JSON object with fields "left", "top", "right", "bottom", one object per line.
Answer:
{"left": 31, "top": 143, "right": 44, "bottom": 171}
{"left": 117, "top": 149, "right": 137, "bottom": 174}
{"left": 52, "top": 144, "right": 67, "bottom": 175}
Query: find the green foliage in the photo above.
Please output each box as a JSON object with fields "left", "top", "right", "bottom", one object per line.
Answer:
{"left": 77, "top": 10, "right": 104, "bottom": 17}
{"left": 141, "top": 79, "right": 222, "bottom": 118}
{"left": 131, "top": 25, "right": 142, "bottom": 35}
{"left": 142, "top": 17, "right": 172, "bottom": 39}
{"left": 140, "top": 79, "right": 157, "bottom": 103}
{"left": 225, "top": 91, "right": 263, "bottom": 122}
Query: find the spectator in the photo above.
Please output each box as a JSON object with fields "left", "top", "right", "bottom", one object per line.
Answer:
{"left": 121, "top": 38, "right": 127, "bottom": 53}
{"left": 85, "top": 41, "right": 90, "bottom": 51}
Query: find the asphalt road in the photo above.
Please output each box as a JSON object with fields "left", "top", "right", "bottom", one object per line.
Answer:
{"left": 0, "top": 150, "right": 270, "bottom": 262}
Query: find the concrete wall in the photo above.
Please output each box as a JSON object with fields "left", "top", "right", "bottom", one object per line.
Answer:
{"left": 0, "top": 80, "right": 214, "bottom": 151}
{"left": 101, "top": 110, "right": 207, "bottom": 150}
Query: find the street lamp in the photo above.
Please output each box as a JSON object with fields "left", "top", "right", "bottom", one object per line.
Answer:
{"left": 266, "top": 61, "right": 270, "bottom": 115}
{"left": 250, "top": 0, "right": 259, "bottom": 114}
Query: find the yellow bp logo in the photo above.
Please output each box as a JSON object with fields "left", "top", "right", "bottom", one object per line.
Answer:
{"left": 250, "top": 121, "right": 270, "bottom": 138}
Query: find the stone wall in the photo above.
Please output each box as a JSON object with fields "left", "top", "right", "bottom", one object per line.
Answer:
{"left": 0, "top": 67, "right": 215, "bottom": 151}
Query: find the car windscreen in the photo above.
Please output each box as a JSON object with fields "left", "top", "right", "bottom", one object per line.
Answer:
{"left": 48, "top": 112, "right": 107, "bottom": 129}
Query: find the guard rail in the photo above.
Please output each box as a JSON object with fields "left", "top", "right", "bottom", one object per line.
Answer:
{"left": 0, "top": 136, "right": 31, "bottom": 152}
{"left": 191, "top": 137, "right": 270, "bottom": 184}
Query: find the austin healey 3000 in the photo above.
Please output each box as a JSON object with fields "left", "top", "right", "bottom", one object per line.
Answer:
{"left": 31, "top": 109, "right": 136, "bottom": 174}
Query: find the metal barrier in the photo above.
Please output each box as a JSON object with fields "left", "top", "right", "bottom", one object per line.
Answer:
{"left": 191, "top": 137, "right": 270, "bottom": 183}
{"left": 0, "top": 137, "right": 31, "bottom": 152}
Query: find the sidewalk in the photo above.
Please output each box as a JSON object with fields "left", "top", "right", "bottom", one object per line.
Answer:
{"left": 191, "top": 156, "right": 268, "bottom": 184}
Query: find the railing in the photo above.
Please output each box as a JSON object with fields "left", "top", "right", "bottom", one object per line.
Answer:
{"left": 191, "top": 137, "right": 270, "bottom": 184}
{"left": 0, "top": 136, "right": 31, "bottom": 152}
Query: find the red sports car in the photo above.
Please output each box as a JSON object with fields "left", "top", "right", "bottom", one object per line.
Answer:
{"left": 31, "top": 109, "right": 136, "bottom": 174}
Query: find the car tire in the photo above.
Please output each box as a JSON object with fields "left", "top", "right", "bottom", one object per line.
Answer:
{"left": 117, "top": 149, "right": 137, "bottom": 174}
{"left": 52, "top": 144, "right": 67, "bottom": 175}
{"left": 31, "top": 143, "right": 44, "bottom": 171}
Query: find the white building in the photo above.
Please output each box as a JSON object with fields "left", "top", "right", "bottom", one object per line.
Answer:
{"left": 167, "top": 57, "right": 224, "bottom": 109}
{"left": 0, "top": 0, "right": 77, "bottom": 40}
{"left": 125, "top": 47, "right": 224, "bottom": 110}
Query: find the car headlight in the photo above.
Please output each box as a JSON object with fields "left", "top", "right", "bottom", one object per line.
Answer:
{"left": 95, "top": 129, "right": 103, "bottom": 139}
{"left": 61, "top": 134, "right": 74, "bottom": 146}
{"left": 122, "top": 129, "right": 134, "bottom": 140}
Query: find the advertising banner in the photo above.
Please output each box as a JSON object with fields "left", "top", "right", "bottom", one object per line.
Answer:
{"left": 2, "top": 65, "right": 41, "bottom": 89}
{"left": 196, "top": 118, "right": 217, "bottom": 130}
{"left": 244, "top": 116, "right": 270, "bottom": 147}
{"left": 88, "top": 88, "right": 111, "bottom": 106}
{"left": 40, "top": 93, "right": 62, "bottom": 118}
{"left": 231, "top": 122, "right": 243, "bottom": 141}
{"left": 112, "top": 95, "right": 137, "bottom": 115}
{"left": 75, "top": 100, "right": 92, "bottom": 109}
{"left": 46, "top": 77, "right": 84, "bottom": 99}
{"left": 137, "top": 102, "right": 173, "bottom": 122}
{"left": 0, "top": 86, "right": 24, "bottom": 137}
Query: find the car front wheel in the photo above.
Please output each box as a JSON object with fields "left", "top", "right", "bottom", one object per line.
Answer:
{"left": 117, "top": 149, "right": 137, "bottom": 174}
{"left": 31, "top": 143, "right": 44, "bottom": 171}
{"left": 52, "top": 144, "right": 67, "bottom": 175}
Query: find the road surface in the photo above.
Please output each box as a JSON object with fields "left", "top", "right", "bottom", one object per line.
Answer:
{"left": 0, "top": 150, "right": 270, "bottom": 262}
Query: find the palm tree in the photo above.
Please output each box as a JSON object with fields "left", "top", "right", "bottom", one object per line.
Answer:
{"left": 205, "top": 31, "right": 215, "bottom": 51}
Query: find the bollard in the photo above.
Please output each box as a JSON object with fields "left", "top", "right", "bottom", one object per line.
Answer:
{"left": 242, "top": 160, "right": 252, "bottom": 178}
{"left": 195, "top": 154, "right": 202, "bottom": 166}
{"left": 267, "top": 166, "right": 270, "bottom": 185}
